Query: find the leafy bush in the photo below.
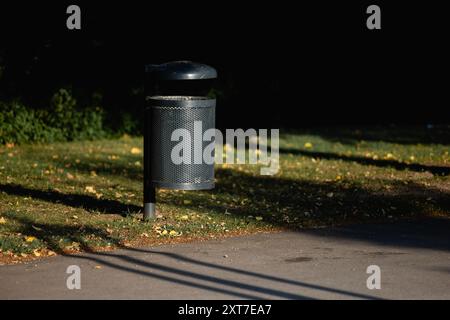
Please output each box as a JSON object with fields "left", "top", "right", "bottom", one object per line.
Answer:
{"left": 0, "top": 102, "right": 58, "bottom": 144}
{"left": 0, "top": 89, "right": 108, "bottom": 144}
{"left": 46, "top": 89, "right": 106, "bottom": 141}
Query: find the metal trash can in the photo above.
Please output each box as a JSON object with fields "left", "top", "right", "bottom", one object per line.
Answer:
{"left": 143, "top": 61, "right": 217, "bottom": 219}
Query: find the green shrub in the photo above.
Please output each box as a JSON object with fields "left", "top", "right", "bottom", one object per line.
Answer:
{"left": 0, "top": 89, "right": 108, "bottom": 144}
{"left": 46, "top": 89, "right": 106, "bottom": 141}
{"left": 0, "top": 102, "right": 59, "bottom": 144}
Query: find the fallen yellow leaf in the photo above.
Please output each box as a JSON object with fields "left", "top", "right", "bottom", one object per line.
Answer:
{"left": 169, "top": 230, "right": 178, "bottom": 236}
{"left": 25, "top": 236, "right": 37, "bottom": 243}
{"left": 85, "top": 186, "right": 96, "bottom": 193}
{"left": 255, "top": 216, "right": 263, "bottom": 221}
{"left": 0, "top": 217, "right": 7, "bottom": 224}
{"left": 131, "top": 147, "right": 142, "bottom": 154}
{"left": 304, "top": 142, "right": 313, "bottom": 148}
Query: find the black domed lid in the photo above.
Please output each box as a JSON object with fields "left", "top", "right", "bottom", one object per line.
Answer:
{"left": 145, "top": 61, "right": 217, "bottom": 80}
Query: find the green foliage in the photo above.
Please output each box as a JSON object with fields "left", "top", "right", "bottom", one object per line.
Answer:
{"left": 0, "top": 89, "right": 112, "bottom": 144}
{"left": 0, "top": 101, "right": 59, "bottom": 144}
{"left": 46, "top": 89, "right": 106, "bottom": 141}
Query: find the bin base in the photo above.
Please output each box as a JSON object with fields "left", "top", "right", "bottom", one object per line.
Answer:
{"left": 143, "top": 202, "right": 156, "bottom": 220}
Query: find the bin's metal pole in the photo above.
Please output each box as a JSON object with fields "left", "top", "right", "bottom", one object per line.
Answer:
{"left": 143, "top": 104, "right": 156, "bottom": 220}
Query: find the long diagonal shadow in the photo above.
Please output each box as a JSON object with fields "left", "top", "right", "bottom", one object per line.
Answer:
{"left": 73, "top": 250, "right": 315, "bottom": 300}
{"left": 280, "top": 148, "right": 450, "bottom": 176}
{"left": 306, "top": 126, "right": 450, "bottom": 146}
{"left": 72, "top": 253, "right": 267, "bottom": 299}
{"left": 124, "top": 247, "right": 380, "bottom": 300}
{"left": 0, "top": 183, "right": 141, "bottom": 215}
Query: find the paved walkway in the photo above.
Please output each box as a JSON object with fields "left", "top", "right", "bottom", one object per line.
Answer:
{"left": 1, "top": 218, "right": 449, "bottom": 299}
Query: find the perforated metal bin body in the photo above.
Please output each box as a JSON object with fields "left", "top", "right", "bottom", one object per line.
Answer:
{"left": 146, "top": 95, "right": 216, "bottom": 190}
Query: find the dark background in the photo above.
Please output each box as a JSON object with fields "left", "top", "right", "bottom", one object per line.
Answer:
{"left": 0, "top": 1, "right": 448, "bottom": 130}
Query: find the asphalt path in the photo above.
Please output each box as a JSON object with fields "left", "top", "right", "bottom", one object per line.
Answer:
{"left": 1, "top": 218, "right": 449, "bottom": 299}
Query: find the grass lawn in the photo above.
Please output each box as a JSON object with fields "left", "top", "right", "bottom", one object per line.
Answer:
{"left": 0, "top": 126, "right": 449, "bottom": 264}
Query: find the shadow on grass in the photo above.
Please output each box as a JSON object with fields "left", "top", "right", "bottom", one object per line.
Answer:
{"left": 0, "top": 183, "right": 141, "bottom": 215}
{"left": 295, "top": 125, "right": 450, "bottom": 146}
{"left": 1, "top": 162, "right": 449, "bottom": 257}
{"left": 279, "top": 148, "right": 450, "bottom": 176}
{"left": 197, "top": 168, "right": 450, "bottom": 229}
{"left": 3, "top": 214, "right": 121, "bottom": 254}
{"left": 53, "top": 155, "right": 143, "bottom": 180}
{"left": 1, "top": 164, "right": 449, "bottom": 230}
